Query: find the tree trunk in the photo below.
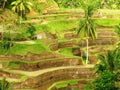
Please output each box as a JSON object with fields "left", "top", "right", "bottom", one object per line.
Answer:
{"left": 20, "top": 11, "right": 22, "bottom": 24}
{"left": 86, "top": 39, "right": 89, "bottom": 64}
{"left": 2, "top": 1, "right": 6, "bottom": 9}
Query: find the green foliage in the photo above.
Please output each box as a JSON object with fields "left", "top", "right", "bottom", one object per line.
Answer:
{"left": 11, "top": 0, "right": 33, "bottom": 14}
{"left": 77, "top": 2, "right": 97, "bottom": 64}
{"left": 31, "top": 1, "right": 46, "bottom": 14}
{"left": 77, "top": 1, "right": 97, "bottom": 39}
{"left": 85, "top": 71, "right": 117, "bottom": 90}
{"left": 0, "top": 78, "right": 10, "bottom": 90}
{"left": 8, "top": 62, "right": 20, "bottom": 69}
{"left": 115, "top": 24, "right": 120, "bottom": 37}
{"left": 48, "top": 20, "right": 78, "bottom": 34}
{"left": 98, "top": 0, "right": 120, "bottom": 9}
{"left": 94, "top": 71, "right": 117, "bottom": 90}
{"left": 87, "top": 49, "right": 120, "bottom": 90}
{"left": 0, "top": 24, "right": 14, "bottom": 53}
{"left": 11, "top": 0, "right": 32, "bottom": 23}
{"left": 95, "top": 19, "right": 120, "bottom": 27}
{"left": 54, "top": 0, "right": 82, "bottom": 8}
{"left": 54, "top": 0, "right": 120, "bottom": 9}
{"left": 58, "top": 48, "right": 73, "bottom": 57}
{"left": 4, "top": 24, "right": 34, "bottom": 41}
{"left": 48, "top": 79, "right": 79, "bottom": 90}
{"left": 9, "top": 43, "right": 50, "bottom": 55}
{"left": 77, "top": 18, "right": 97, "bottom": 39}
{"left": 34, "top": 19, "right": 78, "bottom": 35}
{"left": 34, "top": 24, "right": 50, "bottom": 33}
{"left": 81, "top": 54, "right": 87, "bottom": 64}
{"left": 26, "top": 24, "right": 36, "bottom": 40}
{"left": 95, "top": 49, "right": 120, "bottom": 73}
{"left": 30, "top": 0, "right": 58, "bottom": 14}
{"left": 0, "top": 42, "right": 50, "bottom": 55}
{"left": 0, "top": 40, "right": 13, "bottom": 51}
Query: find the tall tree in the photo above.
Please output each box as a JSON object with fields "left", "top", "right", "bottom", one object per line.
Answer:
{"left": 2, "top": 0, "right": 7, "bottom": 9}
{"left": 77, "top": 0, "right": 97, "bottom": 64}
{"left": 11, "top": 0, "right": 32, "bottom": 24}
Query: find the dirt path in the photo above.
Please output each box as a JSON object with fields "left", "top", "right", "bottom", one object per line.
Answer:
{"left": 7, "top": 65, "right": 94, "bottom": 77}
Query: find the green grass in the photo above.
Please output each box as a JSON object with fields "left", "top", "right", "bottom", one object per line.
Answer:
{"left": 30, "top": 0, "right": 58, "bottom": 14}
{"left": 47, "top": 79, "right": 79, "bottom": 90}
{"left": 47, "top": 78, "right": 94, "bottom": 90}
{"left": 50, "top": 8, "right": 83, "bottom": 13}
{"left": 0, "top": 43, "right": 50, "bottom": 55}
{"left": 39, "top": 14, "right": 69, "bottom": 20}
{"left": 47, "top": 20, "right": 78, "bottom": 33}
{"left": 58, "top": 48, "right": 74, "bottom": 57}
{"left": 100, "top": 9, "right": 120, "bottom": 13}
{"left": 11, "top": 43, "right": 50, "bottom": 55}
{"left": 95, "top": 18, "right": 120, "bottom": 27}
{"left": 34, "top": 19, "right": 78, "bottom": 34}
{"left": 34, "top": 18, "right": 120, "bottom": 35}
{"left": 51, "top": 8, "right": 120, "bottom": 13}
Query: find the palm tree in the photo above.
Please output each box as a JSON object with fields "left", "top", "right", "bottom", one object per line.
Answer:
{"left": 11, "top": 0, "right": 32, "bottom": 24}
{"left": 77, "top": 1, "right": 97, "bottom": 64}
{"left": 95, "top": 48, "right": 120, "bottom": 73}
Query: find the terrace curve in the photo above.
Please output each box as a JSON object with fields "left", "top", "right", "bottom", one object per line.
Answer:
{"left": 11, "top": 65, "right": 95, "bottom": 90}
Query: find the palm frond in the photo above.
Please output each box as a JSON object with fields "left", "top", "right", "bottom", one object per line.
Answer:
{"left": 98, "top": 54, "right": 107, "bottom": 65}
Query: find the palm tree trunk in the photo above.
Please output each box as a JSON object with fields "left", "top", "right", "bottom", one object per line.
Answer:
{"left": 86, "top": 39, "right": 89, "bottom": 64}
{"left": 20, "top": 11, "right": 22, "bottom": 24}
{"left": 2, "top": 1, "right": 6, "bottom": 9}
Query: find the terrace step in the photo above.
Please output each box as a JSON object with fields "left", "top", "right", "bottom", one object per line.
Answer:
{"left": 3, "top": 58, "right": 82, "bottom": 71}
{"left": 10, "top": 65, "right": 95, "bottom": 89}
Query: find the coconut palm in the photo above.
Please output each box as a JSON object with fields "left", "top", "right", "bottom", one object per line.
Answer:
{"left": 77, "top": 1, "right": 97, "bottom": 64}
{"left": 11, "top": 0, "right": 32, "bottom": 24}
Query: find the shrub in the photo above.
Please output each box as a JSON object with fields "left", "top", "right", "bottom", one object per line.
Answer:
{"left": 0, "top": 78, "right": 10, "bottom": 90}
{"left": 85, "top": 70, "right": 118, "bottom": 90}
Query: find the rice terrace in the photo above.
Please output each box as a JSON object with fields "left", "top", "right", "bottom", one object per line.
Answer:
{"left": 0, "top": 0, "right": 120, "bottom": 90}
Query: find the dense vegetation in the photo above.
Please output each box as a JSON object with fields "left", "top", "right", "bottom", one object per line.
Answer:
{"left": 55, "top": 0, "right": 120, "bottom": 9}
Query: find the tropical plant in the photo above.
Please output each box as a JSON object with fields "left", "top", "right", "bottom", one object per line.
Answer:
{"left": 115, "top": 24, "right": 120, "bottom": 38}
{"left": 101, "top": 0, "right": 119, "bottom": 9}
{"left": 94, "top": 48, "right": 120, "bottom": 85}
{"left": 85, "top": 70, "right": 118, "bottom": 90}
{"left": 26, "top": 24, "right": 36, "bottom": 40}
{"left": 11, "top": 0, "right": 32, "bottom": 23}
{"left": 54, "top": 0, "right": 120, "bottom": 9}
{"left": 85, "top": 48, "right": 120, "bottom": 90}
{"left": 0, "top": 18, "right": 15, "bottom": 55}
{"left": 77, "top": 0, "right": 97, "bottom": 64}
{"left": 0, "top": 77, "right": 10, "bottom": 90}
{"left": 95, "top": 49, "right": 120, "bottom": 73}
